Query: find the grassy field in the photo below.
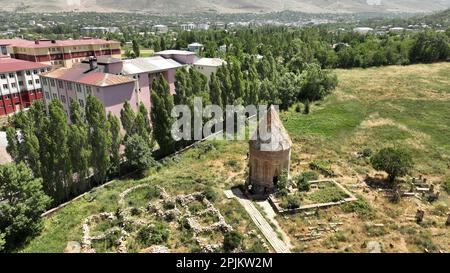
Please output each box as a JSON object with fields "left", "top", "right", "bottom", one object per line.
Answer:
{"left": 21, "top": 62, "right": 450, "bottom": 253}
{"left": 121, "top": 48, "right": 154, "bottom": 58}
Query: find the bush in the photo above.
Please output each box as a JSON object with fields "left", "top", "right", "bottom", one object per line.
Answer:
{"left": 223, "top": 231, "right": 243, "bottom": 252}
{"left": 286, "top": 195, "right": 301, "bottom": 209}
{"left": 362, "top": 148, "right": 373, "bottom": 158}
{"left": 295, "top": 104, "right": 302, "bottom": 113}
{"left": 442, "top": 178, "right": 450, "bottom": 194}
{"left": 137, "top": 223, "right": 170, "bottom": 246}
{"left": 203, "top": 187, "right": 218, "bottom": 202}
{"left": 295, "top": 171, "right": 318, "bottom": 192}
{"left": 124, "top": 134, "right": 157, "bottom": 172}
{"left": 276, "top": 169, "right": 290, "bottom": 192}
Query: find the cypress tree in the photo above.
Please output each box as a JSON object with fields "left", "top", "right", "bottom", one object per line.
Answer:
{"left": 108, "top": 112, "right": 122, "bottom": 176}
{"left": 86, "top": 95, "right": 111, "bottom": 184}
{"left": 151, "top": 77, "right": 176, "bottom": 156}
{"left": 120, "top": 100, "right": 135, "bottom": 137}
{"left": 209, "top": 73, "right": 223, "bottom": 109}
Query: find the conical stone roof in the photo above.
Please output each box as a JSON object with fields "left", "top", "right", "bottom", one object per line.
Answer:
{"left": 249, "top": 105, "right": 292, "bottom": 152}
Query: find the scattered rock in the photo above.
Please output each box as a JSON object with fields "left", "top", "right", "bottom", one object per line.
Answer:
{"left": 64, "top": 241, "right": 81, "bottom": 253}
{"left": 366, "top": 241, "right": 382, "bottom": 253}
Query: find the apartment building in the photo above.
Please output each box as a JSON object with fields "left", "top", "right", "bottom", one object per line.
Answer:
{"left": 39, "top": 56, "right": 183, "bottom": 122}
{"left": 0, "top": 57, "right": 51, "bottom": 116}
{"left": 1, "top": 37, "right": 121, "bottom": 68}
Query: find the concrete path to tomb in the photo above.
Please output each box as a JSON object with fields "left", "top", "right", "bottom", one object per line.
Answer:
{"left": 225, "top": 188, "right": 292, "bottom": 253}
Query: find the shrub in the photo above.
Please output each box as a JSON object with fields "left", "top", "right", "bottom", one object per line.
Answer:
{"left": 362, "top": 148, "right": 373, "bottom": 158}
{"left": 137, "top": 223, "right": 170, "bottom": 246}
{"left": 286, "top": 195, "right": 301, "bottom": 209}
{"left": 442, "top": 178, "right": 450, "bottom": 194}
{"left": 295, "top": 104, "right": 302, "bottom": 113}
{"left": 295, "top": 171, "right": 318, "bottom": 192}
{"left": 203, "top": 187, "right": 218, "bottom": 202}
{"left": 276, "top": 169, "right": 290, "bottom": 192}
{"left": 223, "top": 231, "right": 243, "bottom": 252}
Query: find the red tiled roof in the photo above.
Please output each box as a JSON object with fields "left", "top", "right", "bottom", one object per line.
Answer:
{"left": 42, "top": 67, "right": 135, "bottom": 87}
{"left": 0, "top": 57, "right": 50, "bottom": 73}
{"left": 0, "top": 38, "right": 120, "bottom": 48}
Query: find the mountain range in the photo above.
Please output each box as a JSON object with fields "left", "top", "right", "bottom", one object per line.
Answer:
{"left": 1, "top": 0, "right": 450, "bottom": 14}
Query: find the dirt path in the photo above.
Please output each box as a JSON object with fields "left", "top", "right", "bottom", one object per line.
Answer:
{"left": 226, "top": 188, "right": 291, "bottom": 253}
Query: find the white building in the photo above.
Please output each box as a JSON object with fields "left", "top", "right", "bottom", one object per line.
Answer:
{"left": 193, "top": 58, "right": 226, "bottom": 80}
{"left": 353, "top": 27, "right": 374, "bottom": 34}
{"left": 188, "top": 43, "right": 204, "bottom": 53}
{"left": 153, "top": 24, "right": 169, "bottom": 34}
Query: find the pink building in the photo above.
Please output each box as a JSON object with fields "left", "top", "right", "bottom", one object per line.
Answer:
{"left": 0, "top": 56, "right": 51, "bottom": 116}
{"left": 40, "top": 58, "right": 138, "bottom": 121}
{"left": 39, "top": 56, "right": 183, "bottom": 123}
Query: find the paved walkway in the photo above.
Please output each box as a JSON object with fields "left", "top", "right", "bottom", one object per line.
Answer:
{"left": 226, "top": 188, "right": 291, "bottom": 253}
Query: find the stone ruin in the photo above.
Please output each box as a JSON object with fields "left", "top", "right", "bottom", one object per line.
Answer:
{"left": 77, "top": 184, "right": 233, "bottom": 253}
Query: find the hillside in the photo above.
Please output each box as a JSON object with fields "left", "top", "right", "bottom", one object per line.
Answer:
{"left": 21, "top": 62, "right": 450, "bottom": 253}
{"left": 2, "top": 0, "right": 450, "bottom": 14}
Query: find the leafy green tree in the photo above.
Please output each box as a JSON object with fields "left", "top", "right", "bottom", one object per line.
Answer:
{"left": 41, "top": 100, "right": 71, "bottom": 204}
{"left": 223, "top": 231, "right": 243, "bottom": 252}
{"left": 120, "top": 100, "right": 135, "bottom": 137}
{"left": 371, "top": 147, "right": 414, "bottom": 183}
{"left": 5, "top": 127, "right": 20, "bottom": 162}
{"left": 0, "top": 163, "right": 51, "bottom": 252}
{"left": 68, "top": 100, "right": 91, "bottom": 192}
{"left": 86, "top": 95, "right": 111, "bottom": 184}
{"left": 209, "top": 73, "right": 223, "bottom": 108}
{"left": 108, "top": 112, "right": 122, "bottom": 176}
{"left": 132, "top": 39, "right": 140, "bottom": 57}
{"left": 299, "top": 63, "right": 338, "bottom": 102}
{"left": 151, "top": 77, "right": 176, "bottom": 156}
{"left": 124, "top": 134, "right": 156, "bottom": 173}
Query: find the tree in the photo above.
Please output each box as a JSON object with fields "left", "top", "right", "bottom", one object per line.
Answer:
{"left": 371, "top": 147, "right": 414, "bottom": 183}
{"left": 120, "top": 100, "right": 136, "bottom": 137}
{"left": 108, "top": 113, "right": 122, "bottom": 176}
{"left": 5, "top": 127, "right": 20, "bottom": 162}
{"left": 68, "top": 100, "right": 91, "bottom": 193}
{"left": 124, "top": 134, "right": 156, "bottom": 173}
{"left": 0, "top": 163, "right": 51, "bottom": 252}
{"left": 43, "top": 100, "right": 71, "bottom": 204}
{"left": 151, "top": 77, "right": 176, "bottom": 156}
{"left": 223, "top": 231, "right": 243, "bottom": 252}
{"left": 132, "top": 39, "right": 140, "bottom": 58}
{"left": 209, "top": 73, "right": 223, "bottom": 109}
{"left": 86, "top": 95, "right": 111, "bottom": 184}
{"left": 299, "top": 63, "right": 338, "bottom": 102}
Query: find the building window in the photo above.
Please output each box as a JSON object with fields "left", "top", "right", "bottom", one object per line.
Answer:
{"left": 35, "top": 79, "right": 40, "bottom": 84}
{"left": 13, "top": 93, "right": 18, "bottom": 98}
{"left": 50, "top": 79, "right": 55, "bottom": 87}
{"left": 28, "top": 80, "right": 33, "bottom": 85}
{"left": 11, "top": 83, "right": 16, "bottom": 88}
{"left": 26, "top": 71, "right": 31, "bottom": 76}
{"left": 33, "top": 70, "right": 38, "bottom": 74}
{"left": 60, "top": 95, "right": 66, "bottom": 103}
{"left": 58, "top": 81, "right": 64, "bottom": 89}
{"left": 18, "top": 81, "right": 24, "bottom": 86}
{"left": 2, "top": 84, "right": 8, "bottom": 89}
{"left": 45, "top": 92, "right": 50, "bottom": 100}
{"left": 41, "top": 69, "right": 45, "bottom": 73}
{"left": 9, "top": 73, "right": 14, "bottom": 78}
{"left": 86, "top": 86, "right": 92, "bottom": 93}
{"left": 52, "top": 93, "right": 58, "bottom": 100}
{"left": 42, "top": 78, "right": 48, "bottom": 85}
{"left": 76, "top": 84, "right": 82, "bottom": 92}
{"left": 67, "top": 82, "right": 72, "bottom": 90}
{"left": 17, "top": 71, "right": 22, "bottom": 76}
{"left": 78, "top": 99, "right": 84, "bottom": 107}
{"left": 0, "top": 74, "right": 5, "bottom": 79}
